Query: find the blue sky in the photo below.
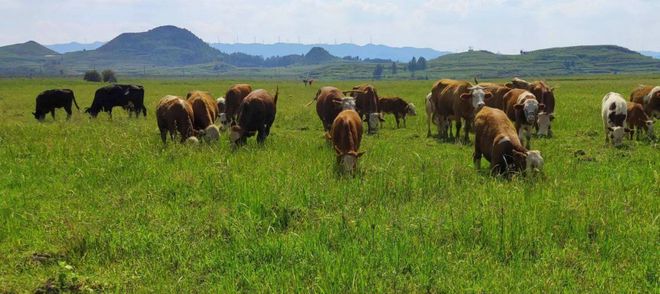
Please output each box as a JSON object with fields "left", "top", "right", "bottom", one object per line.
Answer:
{"left": 1, "top": 0, "right": 658, "bottom": 53}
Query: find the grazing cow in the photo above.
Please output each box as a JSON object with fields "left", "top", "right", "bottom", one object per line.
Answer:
{"left": 32, "top": 89, "right": 79, "bottom": 121}
{"left": 85, "top": 84, "right": 145, "bottom": 118}
{"left": 602, "top": 92, "right": 632, "bottom": 146}
{"left": 431, "top": 79, "right": 492, "bottom": 142}
{"left": 506, "top": 78, "right": 556, "bottom": 136}
{"left": 473, "top": 106, "right": 544, "bottom": 176}
{"left": 216, "top": 97, "right": 228, "bottom": 129}
{"left": 327, "top": 109, "right": 364, "bottom": 174}
{"left": 186, "top": 91, "right": 220, "bottom": 141}
{"left": 630, "top": 85, "right": 660, "bottom": 119}
{"left": 230, "top": 88, "right": 278, "bottom": 146}
{"left": 308, "top": 86, "right": 356, "bottom": 132}
{"left": 156, "top": 95, "right": 202, "bottom": 144}
{"left": 303, "top": 79, "right": 315, "bottom": 87}
{"left": 626, "top": 102, "right": 655, "bottom": 140}
{"left": 503, "top": 89, "right": 544, "bottom": 149}
{"left": 344, "top": 84, "right": 380, "bottom": 134}
{"left": 378, "top": 97, "right": 417, "bottom": 128}
{"left": 115, "top": 84, "right": 147, "bottom": 117}
{"left": 224, "top": 83, "right": 253, "bottom": 126}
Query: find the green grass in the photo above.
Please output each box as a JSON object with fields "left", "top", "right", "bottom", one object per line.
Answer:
{"left": 0, "top": 77, "right": 658, "bottom": 292}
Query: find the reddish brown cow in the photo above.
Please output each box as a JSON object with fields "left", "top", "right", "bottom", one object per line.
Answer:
{"left": 327, "top": 109, "right": 364, "bottom": 173}
{"left": 308, "top": 86, "right": 356, "bottom": 132}
{"left": 156, "top": 95, "right": 202, "bottom": 144}
{"left": 431, "top": 79, "right": 492, "bottom": 142}
{"left": 630, "top": 85, "right": 660, "bottom": 119}
{"left": 626, "top": 102, "right": 655, "bottom": 140}
{"left": 506, "top": 78, "right": 556, "bottom": 136}
{"left": 377, "top": 97, "right": 417, "bottom": 128}
{"left": 230, "top": 88, "right": 278, "bottom": 146}
{"left": 478, "top": 82, "right": 511, "bottom": 110}
{"left": 223, "top": 83, "right": 253, "bottom": 126}
{"left": 473, "top": 106, "right": 543, "bottom": 176}
{"left": 187, "top": 91, "right": 220, "bottom": 141}
{"left": 344, "top": 84, "right": 380, "bottom": 134}
{"left": 503, "top": 89, "right": 544, "bottom": 149}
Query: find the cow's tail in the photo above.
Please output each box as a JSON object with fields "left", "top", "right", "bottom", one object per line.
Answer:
{"left": 72, "top": 93, "right": 80, "bottom": 110}
{"left": 474, "top": 77, "right": 479, "bottom": 85}
{"left": 274, "top": 86, "right": 279, "bottom": 105}
{"left": 142, "top": 105, "right": 147, "bottom": 117}
{"left": 305, "top": 88, "right": 322, "bottom": 107}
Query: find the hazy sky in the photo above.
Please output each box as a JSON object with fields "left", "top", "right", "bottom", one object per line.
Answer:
{"left": 1, "top": 0, "right": 658, "bottom": 53}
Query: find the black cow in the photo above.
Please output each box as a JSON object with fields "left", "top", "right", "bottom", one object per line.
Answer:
{"left": 85, "top": 84, "right": 146, "bottom": 118}
{"left": 33, "top": 89, "right": 79, "bottom": 121}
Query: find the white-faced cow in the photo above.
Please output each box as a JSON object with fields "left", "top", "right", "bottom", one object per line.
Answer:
{"left": 602, "top": 92, "right": 632, "bottom": 146}
{"left": 431, "top": 79, "right": 491, "bottom": 142}
{"left": 327, "top": 109, "right": 364, "bottom": 174}
{"left": 503, "top": 89, "right": 544, "bottom": 149}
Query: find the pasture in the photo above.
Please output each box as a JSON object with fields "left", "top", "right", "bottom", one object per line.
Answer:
{"left": 0, "top": 76, "right": 658, "bottom": 292}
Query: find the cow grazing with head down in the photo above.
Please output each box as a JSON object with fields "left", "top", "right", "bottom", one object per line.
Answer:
{"left": 327, "top": 109, "right": 364, "bottom": 174}
{"left": 377, "top": 97, "right": 417, "bottom": 128}
{"left": 630, "top": 85, "right": 660, "bottom": 119}
{"left": 85, "top": 84, "right": 145, "bottom": 118}
{"left": 431, "top": 79, "right": 492, "bottom": 142}
{"left": 503, "top": 89, "right": 544, "bottom": 149}
{"left": 216, "top": 97, "right": 228, "bottom": 129}
{"left": 156, "top": 95, "right": 202, "bottom": 144}
{"left": 344, "top": 84, "right": 380, "bottom": 134}
{"left": 308, "top": 86, "right": 356, "bottom": 132}
{"left": 230, "top": 88, "right": 278, "bottom": 147}
{"left": 223, "top": 83, "right": 253, "bottom": 126}
{"left": 626, "top": 102, "right": 655, "bottom": 140}
{"left": 474, "top": 106, "right": 544, "bottom": 176}
{"left": 186, "top": 91, "right": 220, "bottom": 141}
{"left": 602, "top": 92, "right": 632, "bottom": 146}
{"left": 115, "top": 84, "right": 147, "bottom": 117}
{"left": 506, "top": 78, "right": 556, "bottom": 136}
{"left": 33, "top": 89, "right": 79, "bottom": 121}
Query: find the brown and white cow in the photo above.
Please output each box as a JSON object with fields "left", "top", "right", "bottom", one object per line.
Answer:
{"left": 425, "top": 92, "right": 441, "bottom": 137}
{"left": 187, "top": 91, "right": 220, "bottom": 141}
{"left": 602, "top": 92, "right": 632, "bottom": 146}
{"left": 431, "top": 79, "right": 492, "bottom": 142}
{"left": 308, "top": 86, "right": 357, "bottom": 132}
{"left": 506, "top": 78, "right": 556, "bottom": 136}
{"left": 503, "top": 89, "right": 544, "bottom": 149}
{"left": 344, "top": 84, "right": 380, "bottom": 134}
{"left": 630, "top": 85, "right": 660, "bottom": 119}
{"left": 327, "top": 109, "right": 364, "bottom": 174}
{"left": 223, "top": 83, "right": 253, "bottom": 127}
{"left": 156, "top": 95, "right": 202, "bottom": 144}
{"left": 377, "top": 96, "right": 417, "bottom": 128}
{"left": 216, "top": 97, "right": 227, "bottom": 129}
{"left": 229, "top": 88, "right": 278, "bottom": 147}
{"left": 473, "top": 106, "right": 544, "bottom": 176}
{"left": 626, "top": 102, "right": 655, "bottom": 140}
{"left": 478, "top": 82, "right": 511, "bottom": 111}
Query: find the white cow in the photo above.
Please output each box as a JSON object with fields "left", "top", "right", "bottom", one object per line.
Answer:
{"left": 601, "top": 92, "right": 631, "bottom": 146}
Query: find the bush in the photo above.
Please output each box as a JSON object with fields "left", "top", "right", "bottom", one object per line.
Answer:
{"left": 83, "top": 70, "right": 101, "bottom": 82}
{"left": 101, "top": 70, "right": 117, "bottom": 83}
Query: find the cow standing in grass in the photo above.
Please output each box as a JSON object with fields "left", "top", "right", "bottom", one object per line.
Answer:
{"left": 431, "top": 79, "right": 492, "bottom": 142}
{"left": 506, "top": 78, "right": 556, "bottom": 136}
{"left": 156, "top": 95, "right": 202, "bottom": 144}
{"left": 328, "top": 109, "right": 364, "bottom": 174}
{"left": 344, "top": 84, "right": 380, "bottom": 134}
{"left": 601, "top": 92, "right": 632, "bottom": 146}
{"left": 308, "top": 86, "right": 357, "bottom": 132}
{"left": 223, "top": 84, "right": 253, "bottom": 127}
{"left": 33, "top": 89, "right": 79, "bottom": 121}
{"left": 378, "top": 97, "right": 417, "bottom": 128}
{"left": 503, "top": 89, "right": 544, "bottom": 149}
{"left": 187, "top": 91, "right": 220, "bottom": 141}
{"left": 230, "top": 88, "right": 278, "bottom": 147}
{"left": 626, "top": 102, "right": 655, "bottom": 140}
{"left": 630, "top": 85, "right": 660, "bottom": 119}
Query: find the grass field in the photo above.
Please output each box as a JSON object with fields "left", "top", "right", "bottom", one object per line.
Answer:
{"left": 0, "top": 76, "right": 658, "bottom": 292}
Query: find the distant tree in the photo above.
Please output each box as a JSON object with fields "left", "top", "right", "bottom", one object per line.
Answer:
{"left": 373, "top": 64, "right": 384, "bottom": 80}
{"left": 102, "top": 69, "right": 117, "bottom": 83}
{"left": 391, "top": 62, "right": 398, "bottom": 75}
{"left": 408, "top": 57, "right": 417, "bottom": 72}
{"left": 416, "top": 57, "right": 427, "bottom": 71}
{"left": 83, "top": 70, "right": 102, "bottom": 82}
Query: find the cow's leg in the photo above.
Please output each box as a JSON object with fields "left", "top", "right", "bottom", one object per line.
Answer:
{"left": 463, "top": 119, "right": 471, "bottom": 143}
{"left": 168, "top": 120, "right": 177, "bottom": 141}
{"left": 394, "top": 113, "right": 400, "bottom": 128}
{"left": 257, "top": 125, "right": 268, "bottom": 144}
{"left": 402, "top": 114, "right": 407, "bottom": 128}
{"left": 427, "top": 114, "right": 433, "bottom": 137}
{"left": 64, "top": 106, "right": 72, "bottom": 120}
{"left": 454, "top": 118, "right": 462, "bottom": 142}
{"left": 473, "top": 142, "right": 482, "bottom": 170}
{"left": 51, "top": 109, "right": 55, "bottom": 120}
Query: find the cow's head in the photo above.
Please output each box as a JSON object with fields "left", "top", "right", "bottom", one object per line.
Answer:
{"left": 514, "top": 98, "right": 544, "bottom": 124}
{"left": 536, "top": 112, "right": 552, "bottom": 136}
{"left": 32, "top": 112, "right": 45, "bottom": 121}
{"left": 203, "top": 125, "right": 220, "bottom": 142}
{"left": 336, "top": 149, "right": 364, "bottom": 174}
{"left": 644, "top": 120, "right": 655, "bottom": 140}
{"left": 525, "top": 150, "right": 544, "bottom": 173}
{"left": 607, "top": 126, "right": 630, "bottom": 146}
{"left": 184, "top": 136, "right": 200, "bottom": 145}
{"left": 334, "top": 97, "right": 356, "bottom": 110}
{"left": 460, "top": 86, "right": 491, "bottom": 111}
{"left": 406, "top": 103, "right": 417, "bottom": 116}
{"left": 229, "top": 126, "right": 244, "bottom": 147}
{"left": 216, "top": 97, "right": 226, "bottom": 113}
{"left": 84, "top": 107, "right": 99, "bottom": 118}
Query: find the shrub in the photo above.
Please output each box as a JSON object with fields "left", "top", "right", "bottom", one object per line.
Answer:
{"left": 83, "top": 70, "right": 101, "bottom": 82}
{"left": 101, "top": 70, "right": 117, "bottom": 83}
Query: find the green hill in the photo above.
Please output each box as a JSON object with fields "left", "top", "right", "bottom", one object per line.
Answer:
{"left": 0, "top": 40, "right": 58, "bottom": 58}
{"left": 0, "top": 41, "right": 60, "bottom": 76}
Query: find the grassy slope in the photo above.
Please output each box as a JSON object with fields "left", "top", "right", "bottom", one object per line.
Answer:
{"left": 0, "top": 77, "right": 658, "bottom": 292}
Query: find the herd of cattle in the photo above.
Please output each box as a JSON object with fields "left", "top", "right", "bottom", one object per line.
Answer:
{"left": 32, "top": 78, "right": 659, "bottom": 175}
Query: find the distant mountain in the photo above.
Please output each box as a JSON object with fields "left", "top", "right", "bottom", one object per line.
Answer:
{"left": 426, "top": 45, "right": 660, "bottom": 78}
{"left": 46, "top": 42, "right": 105, "bottom": 53}
{"left": 640, "top": 51, "right": 660, "bottom": 59}
{"left": 211, "top": 42, "right": 447, "bottom": 62}
{"left": 0, "top": 41, "right": 58, "bottom": 57}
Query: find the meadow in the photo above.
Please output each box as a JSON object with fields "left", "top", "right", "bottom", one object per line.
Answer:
{"left": 0, "top": 76, "right": 658, "bottom": 292}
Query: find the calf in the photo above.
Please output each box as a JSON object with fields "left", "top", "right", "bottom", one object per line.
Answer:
{"left": 33, "top": 89, "right": 79, "bottom": 121}
{"left": 187, "top": 91, "right": 220, "bottom": 141}
{"left": 432, "top": 79, "right": 492, "bottom": 142}
{"left": 473, "top": 106, "right": 544, "bottom": 176}
{"left": 156, "top": 95, "right": 202, "bottom": 144}
{"left": 503, "top": 89, "right": 544, "bottom": 149}
{"left": 630, "top": 85, "right": 660, "bottom": 119}
{"left": 229, "top": 88, "right": 278, "bottom": 146}
{"left": 328, "top": 109, "right": 364, "bottom": 174}
{"left": 601, "top": 92, "right": 632, "bottom": 146}
{"left": 378, "top": 97, "right": 417, "bottom": 128}
{"left": 344, "top": 84, "right": 380, "bottom": 134}
{"left": 223, "top": 83, "right": 253, "bottom": 126}
{"left": 626, "top": 102, "right": 655, "bottom": 140}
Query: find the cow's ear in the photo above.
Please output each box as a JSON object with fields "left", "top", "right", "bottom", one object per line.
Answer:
{"left": 607, "top": 126, "right": 614, "bottom": 132}
{"left": 333, "top": 145, "right": 341, "bottom": 154}
{"left": 484, "top": 92, "right": 493, "bottom": 100}
{"left": 539, "top": 103, "right": 545, "bottom": 111}
{"left": 324, "top": 132, "right": 332, "bottom": 140}
{"left": 357, "top": 151, "right": 365, "bottom": 157}
{"left": 460, "top": 93, "right": 471, "bottom": 100}
{"left": 625, "top": 128, "right": 634, "bottom": 133}
{"left": 514, "top": 104, "right": 524, "bottom": 110}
